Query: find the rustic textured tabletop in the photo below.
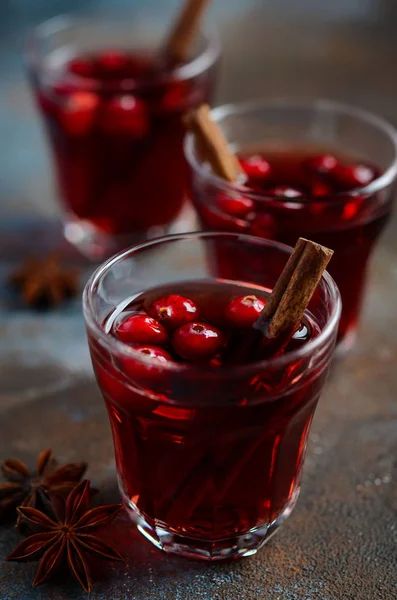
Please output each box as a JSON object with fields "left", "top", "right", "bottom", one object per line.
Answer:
{"left": 1, "top": 1, "right": 397, "bottom": 598}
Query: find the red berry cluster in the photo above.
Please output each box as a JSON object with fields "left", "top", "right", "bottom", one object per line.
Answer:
{"left": 211, "top": 152, "right": 378, "bottom": 234}
{"left": 303, "top": 154, "right": 377, "bottom": 190}
{"left": 113, "top": 293, "right": 267, "bottom": 366}
{"left": 39, "top": 50, "right": 192, "bottom": 138}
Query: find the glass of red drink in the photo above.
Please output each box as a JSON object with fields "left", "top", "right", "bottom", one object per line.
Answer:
{"left": 83, "top": 232, "right": 341, "bottom": 560}
{"left": 27, "top": 13, "right": 220, "bottom": 258}
{"left": 185, "top": 99, "right": 397, "bottom": 350}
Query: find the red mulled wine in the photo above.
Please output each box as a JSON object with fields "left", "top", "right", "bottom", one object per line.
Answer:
{"left": 89, "top": 280, "right": 325, "bottom": 544}
{"left": 84, "top": 232, "right": 340, "bottom": 559}
{"left": 192, "top": 148, "right": 392, "bottom": 344}
{"left": 32, "top": 48, "right": 215, "bottom": 239}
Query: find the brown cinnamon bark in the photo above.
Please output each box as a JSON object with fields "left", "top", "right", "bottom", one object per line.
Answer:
{"left": 184, "top": 104, "right": 245, "bottom": 182}
{"left": 164, "top": 0, "right": 211, "bottom": 65}
{"left": 254, "top": 238, "right": 334, "bottom": 340}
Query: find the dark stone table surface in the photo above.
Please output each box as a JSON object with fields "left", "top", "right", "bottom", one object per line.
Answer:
{"left": 1, "top": 1, "right": 397, "bottom": 598}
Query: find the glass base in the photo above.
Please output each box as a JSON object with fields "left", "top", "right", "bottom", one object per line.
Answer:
{"left": 122, "top": 489, "right": 300, "bottom": 561}
{"left": 63, "top": 203, "right": 198, "bottom": 260}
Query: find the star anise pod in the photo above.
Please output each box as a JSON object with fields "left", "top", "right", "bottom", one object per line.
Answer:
{"left": 9, "top": 253, "right": 79, "bottom": 308}
{"left": 0, "top": 449, "right": 87, "bottom": 527}
{"left": 7, "top": 480, "right": 123, "bottom": 593}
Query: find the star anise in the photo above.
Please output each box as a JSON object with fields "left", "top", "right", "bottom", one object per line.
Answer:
{"left": 0, "top": 449, "right": 87, "bottom": 527}
{"left": 9, "top": 253, "right": 79, "bottom": 308}
{"left": 7, "top": 480, "right": 123, "bottom": 593}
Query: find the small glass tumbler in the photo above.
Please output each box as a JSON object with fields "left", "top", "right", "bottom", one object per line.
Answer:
{"left": 27, "top": 12, "right": 220, "bottom": 259}
{"left": 185, "top": 99, "right": 397, "bottom": 350}
{"left": 83, "top": 232, "right": 341, "bottom": 561}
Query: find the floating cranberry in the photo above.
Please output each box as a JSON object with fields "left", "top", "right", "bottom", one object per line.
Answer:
{"left": 149, "top": 295, "right": 199, "bottom": 330}
{"left": 68, "top": 57, "right": 94, "bottom": 78}
{"left": 225, "top": 295, "right": 266, "bottom": 328}
{"left": 304, "top": 154, "right": 339, "bottom": 176}
{"left": 120, "top": 345, "right": 173, "bottom": 381}
{"left": 101, "top": 96, "right": 149, "bottom": 138}
{"left": 249, "top": 213, "right": 276, "bottom": 238}
{"left": 240, "top": 155, "right": 271, "bottom": 179}
{"left": 312, "top": 181, "right": 332, "bottom": 197}
{"left": 115, "top": 314, "right": 168, "bottom": 345}
{"left": 334, "top": 163, "right": 376, "bottom": 190}
{"left": 310, "top": 182, "right": 333, "bottom": 215}
{"left": 217, "top": 194, "right": 254, "bottom": 218}
{"left": 96, "top": 50, "right": 128, "bottom": 73}
{"left": 267, "top": 186, "right": 304, "bottom": 199}
{"left": 133, "top": 345, "right": 172, "bottom": 362}
{"left": 172, "top": 322, "right": 223, "bottom": 361}
{"left": 60, "top": 92, "right": 99, "bottom": 136}
{"left": 198, "top": 202, "right": 249, "bottom": 233}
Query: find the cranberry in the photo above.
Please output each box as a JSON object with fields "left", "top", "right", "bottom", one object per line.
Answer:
{"left": 240, "top": 155, "right": 271, "bottom": 179}
{"left": 225, "top": 295, "right": 266, "bottom": 328}
{"left": 101, "top": 96, "right": 149, "bottom": 138}
{"left": 115, "top": 314, "right": 168, "bottom": 345}
{"left": 68, "top": 57, "right": 94, "bottom": 78}
{"left": 199, "top": 203, "right": 249, "bottom": 233}
{"left": 172, "top": 322, "right": 223, "bottom": 361}
{"left": 133, "top": 345, "right": 172, "bottom": 362}
{"left": 267, "top": 186, "right": 304, "bottom": 199}
{"left": 96, "top": 50, "right": 128, "bottom": 73}
{"left": 120, "top": 345, "right": 173, "bottom": 381}
{"left": 304, "top": 154, "right": 339, "bottom": 176}
{"left": 60, "top": 92, "right": 99, "bottom": 136}
{"left": 249, "top": 213, "right": 276, "bottom": 238}
{"left": 334, "top": 163, "right": 376, "bottom": 190}
{"left": 217, "top": 194, "right": 254, "bottom": 218}
{"left": 148, "top": 295, "right": 199, "bottom": 330}
{"left": 312, "top": 182, "right": 332, "bottom": 197}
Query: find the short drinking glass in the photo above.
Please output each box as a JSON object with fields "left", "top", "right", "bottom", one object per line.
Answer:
{"left": 83, "top": 232, "right": 341, "bottom": 561}
{"left": 27, "top": 12, "right": 220, "bottom": 258}
{"left": 185, "top": 99, "right": 397, "bottom": 350}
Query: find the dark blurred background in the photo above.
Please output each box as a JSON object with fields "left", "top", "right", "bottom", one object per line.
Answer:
{"left": 1, "top": 0, "right": 397, "bottom": 222}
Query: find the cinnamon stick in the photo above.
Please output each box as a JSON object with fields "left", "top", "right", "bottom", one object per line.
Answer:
{"left": 164, "top": 0, "right": 211, "bottom": 65}
{"left": 184, "top": 104, "right": 245, "bottom": 182}
{"left": 254, "top": 238, "right": 333, "bottom": 341}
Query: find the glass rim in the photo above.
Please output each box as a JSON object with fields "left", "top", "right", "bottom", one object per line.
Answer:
{"left": 83, "top": 231, "right": 341, "bottom": 376}
{"left": 184, "top": 97, "right": 397, "bottom": 202}
{"left": 26, "top": 13, "right": 221, "bottom": 89}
